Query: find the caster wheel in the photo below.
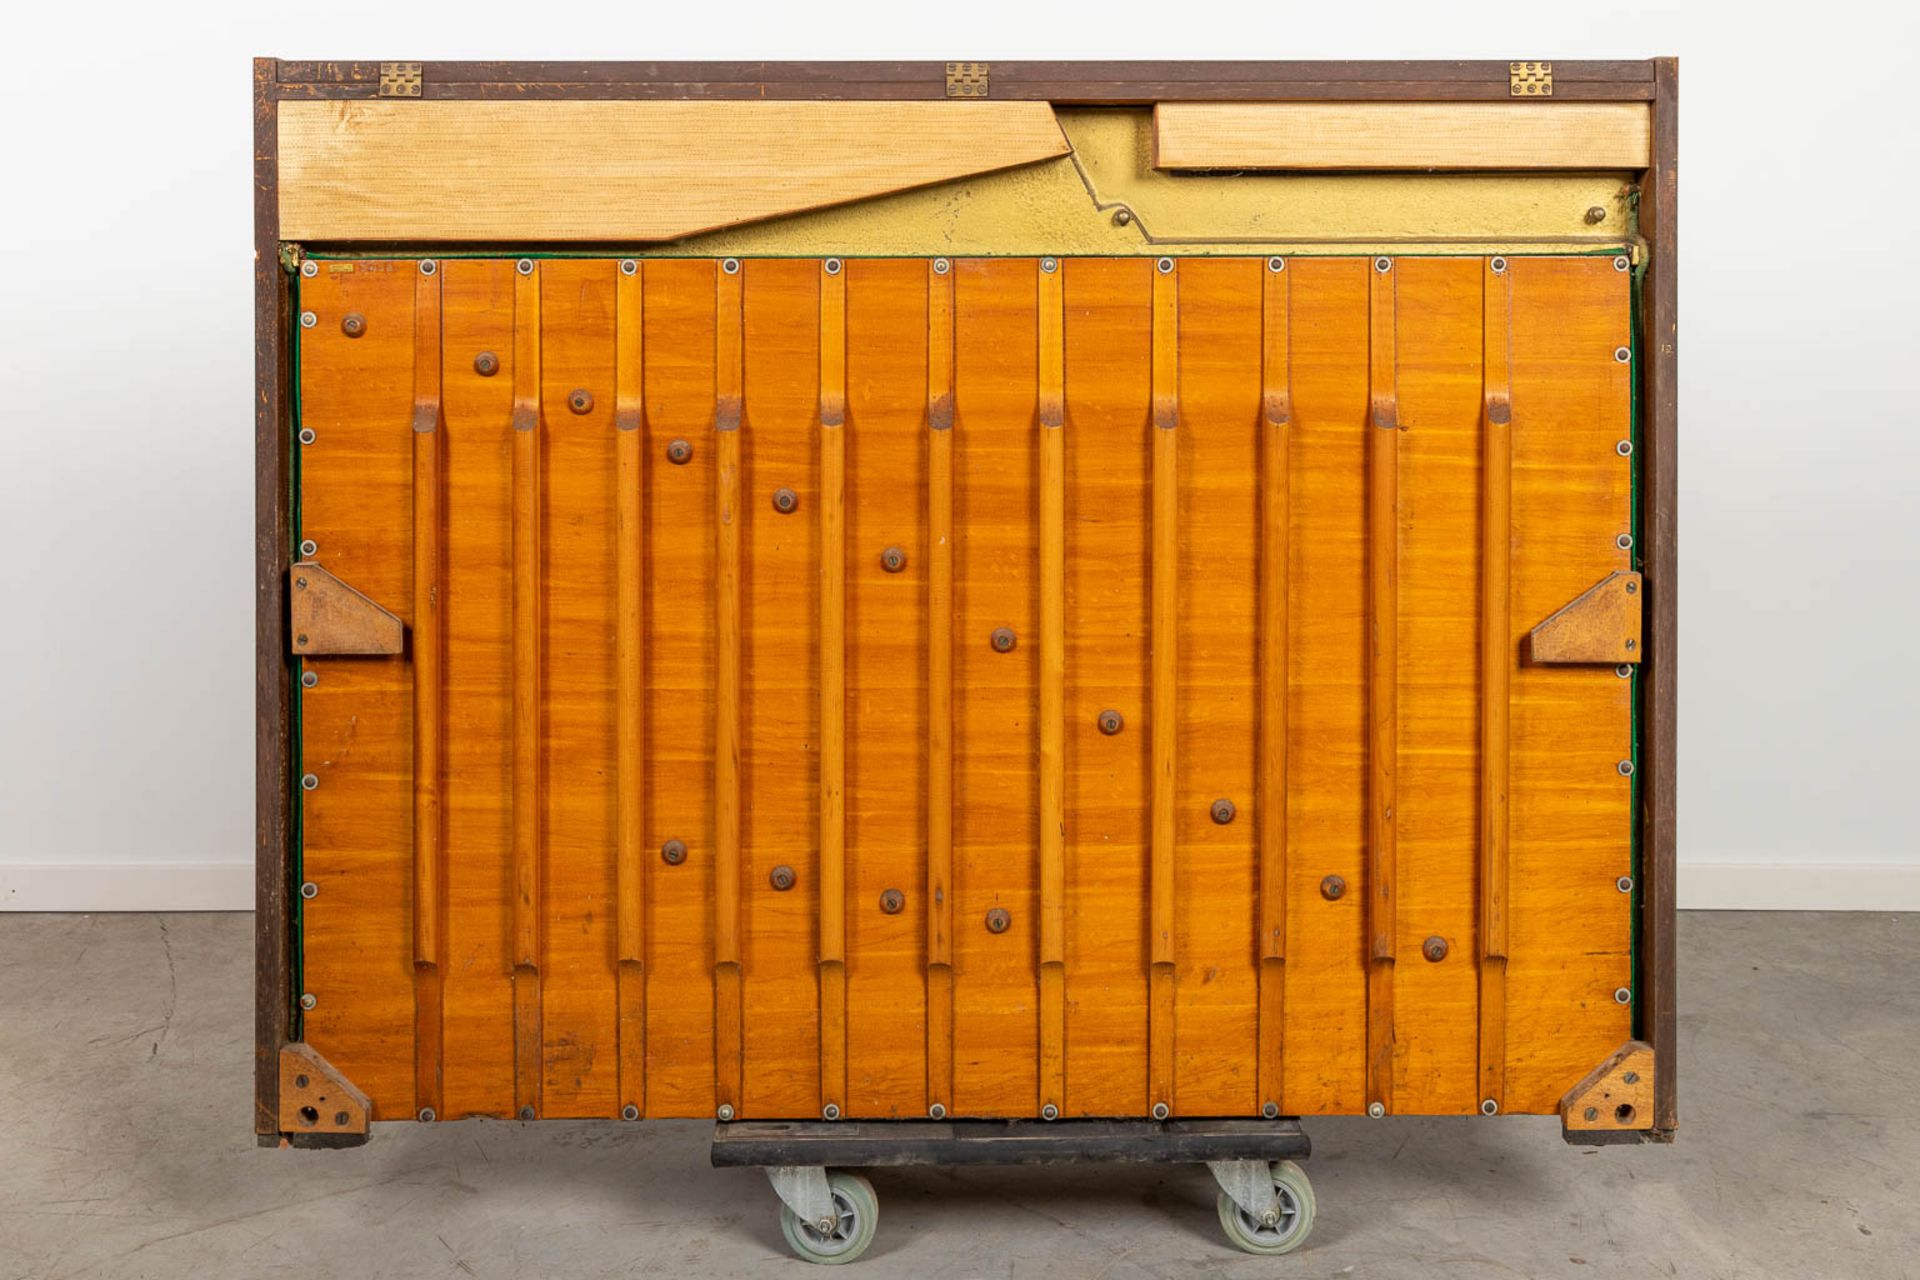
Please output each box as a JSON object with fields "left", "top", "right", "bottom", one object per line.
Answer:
{"left": 1216, "top": 1159, "right": 1314, "bottom": 1256}
{"left": 779, "top": 1170, "right": 878, "bottom": 1265}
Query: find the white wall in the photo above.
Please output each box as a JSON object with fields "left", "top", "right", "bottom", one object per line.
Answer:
{"left": 2, "top": 0, "right": 1912, "bottom": 910}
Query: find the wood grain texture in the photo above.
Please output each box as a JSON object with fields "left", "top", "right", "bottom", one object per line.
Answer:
{"left": 614, "top": 261, "right": 647, "bottom": 1117}
{"left": 1153, "top": 103, "right": 1650, "bottom": 171}
{"left": 410, "top": 262, "right": 446, "bottom": 1119}
{"left": 1037, "top": 259, "right": 1067, "bottom": 1117}
{"left": 1528, "top": 571, "right": 1643, "bottom": 664}
{"left": 279, "top": 101, "right": 1070, "bottom": 242}
{"left": 1148, "top": 261, "right": 1179, "bottom": 1114}
{"left": 1257, "top": 259, "right": 1291, "bottom": 1114}
{"left": 1479, "top": 257, "right": 1514, "bottom": 1115}
{"left": 819, "top": 259, "right": 848, "bottom": 1116}
{"left": 1367, "top": 259, "right": 1400, "bottom": 1114}
{"left": 925, "top": 260, "right": 956, "bottom": 1116}
{"left": 509, "top": 263, "right": 544, "bottom": 1119}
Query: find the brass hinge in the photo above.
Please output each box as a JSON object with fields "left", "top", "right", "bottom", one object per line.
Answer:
{"left": 946, "top": 62, "right": 990, "bottom": 99}
{"left": 1509, "top": 61, "right": 1553, "bottom": 97}
{"left": 378, "top": 62, "right": 423, "bottom": 98}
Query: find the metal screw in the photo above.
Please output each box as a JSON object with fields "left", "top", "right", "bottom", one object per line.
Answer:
{"left": 1624, "top": 581, "right": 1638, "bottom": 598}
{"left": 295, "top": 1074, "right": 311, "bottom": 1089}
{"left": 1367, "top": 1101, "right": 1386, "bottom": 1118}
{"left": 1585, "top": 206, "right": 1608, "bottom": 225}
{"left": 717, "top": 1103, "right": 735, "bottom": 1122}
{"left": 661, "top": 838, "right": 687, "bottom": 865}
{"left": 1374, "top": 256, "right": 1393, "bottom": 273}
{"left": 1097, "top": 709, "right": 1124, "bottom": 736}
{"left": 520, "top": 1106, "right": 536, "bottom": 1121}
{"left": 300, "top": 539, "right": 318, "bottom": 557}
{"left": 1616, "top": 439, "right": 1633, "bottom": 457}
{"left": 1156, "top": 257, "right": 1174, "bottom": 275}
{"left": 1622, "top": 1071, "right": 1640, "bottom": 1086}
{"left": 473, "top": 351, "right": 500, "bottom": 377}
{"left": 928, "top": 1102, "right": 947, "bottom": 1120}
{"left": 1151, "top": 1102, "right": 1170, "bottom": 1121}
{"left": 622, "top": 1104, "right": 640, "bottom": 1121}
{"left": 1041, "top": 1103, "right": 1059, "bottom": 1121}
{"left": 1617, "top": 533, "right": 1635, "bottom": 551}
{"left": 1112, "top": 209, "right": 1133, "bottom": 227}
{"left": 721, "top": 259, "right": 740, "bottom": 275}
{"left": 1262, "top": 1101, "right": 1280, "bottom": 1119}
{"left": 418, "top": 1106, "right": 436, "bottom": 1122}
{"left": 984, "top": 907, "right": 1011, "bottom": 934}
{"left": 1490, "top": 256, "right": 1508, "bottom": 274}
{"left": 419, "top": 259, "right": 438, "bottom": 276}
{"left": 1618, "top": 760, "right": 1635, "bottom": 777}
{"left": 300, "top": 260, "right": 318, "bottom": 278}
{"left": 620, "top": 259, "right": 638, "bottom": 276}
{"left": 666, "top": 439, "right": 693, "bottom": 465}
{"left": 1040, "top": 257, "right": 1058, "bottom": 274}
{"left": 1210, "top": 798, "right": 1237, "bottom": 825}
{"left": 516, "top": 259, "right": 534, "bottom": 276}
{"left": 1614, "top": 255, "right": 1631, "bottom": 272}
{"left": 772, "top": 487, "right": 799, "bottom": 514}
{"left": 341, "top": 313, "right": 367, "bottom": 338}
{"left": 300, "top": 993, "right": 317, "bottom": 1011}
{"left": 1584, "top": 1106, "right": 1600, "bottom": 1122}
{"left": 1614, "top": 987, "right": 1633, "bottom": 1005}
{"left": 300, "top": 311, "right": 317, "bottom": 329}
{"left": 1320, "top": 874, "right": 1346, "bottom": 901}
{"left": 1616, "top": 664, "right": 1634, "bottom": 679}
{"left": 879, "top": 889, "right": 905, "bottom": 915}
{"left": 300, "top": 881, "right": 318, "bottom": 900}
{"left": 823, "top": 1103, "right": 841, "bottom": 1120}
{"left": 824, "top": 258, "right": 843, "bottom": 276}
{"left": 301, "top": 671, "right": 318, "bottom": 688}
{"left": 933, "top": 258, "right": 951, "bottom": 275}
{"left": 990, "top": 627, "right": 1017, "bottom": 653}
{"left": 301, "top": 773, "right": 319, "bottom": 791}
{"left": 769, "top": 865, "right": 796, "bottom": 891}
{"left": 1614, "top": 346, "right": 1632, "bottom": 363}
{"left": 1423, "top": 936, "right": 1449, "bottom": 962}
{"left": 1617, "top": 875, "right": 1634, "bottom": 893}
{"left": 1481, "top": 1098, "right": 1500, "bottom": 1116}
{"left": 880, "top": 546, "right": 906, "bottom": 573}
{"left": 299, "top": 428, "right": 317, "bottom": 445}
{"left": 1266, "top": 257, "right": 1285, "bottom": 273}
{"left": 568, "top": 389, "right": 594, "bottom": 415}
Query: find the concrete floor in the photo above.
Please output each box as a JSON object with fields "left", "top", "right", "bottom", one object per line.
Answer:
{"left": 0, "top": 913, "right": 1913, "bottom": 1280}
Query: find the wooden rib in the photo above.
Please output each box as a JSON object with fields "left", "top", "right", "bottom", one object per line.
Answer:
{"left": 410, "top": 260, "right": 446, "bottom": 1120}
{"left": 713, "top": 261, "right": 745, "bottom": 1116}
{"left": 614, "top": 261, "right": 648, "bottom": 1117}
{"left": 925, "top": 259, "right": 957, "bottom": 1115}
{"left": 510, "top": 260, "right": 544, "bottom": 1120}
{"left": 1479, "top": 257, "right": 1514, "bottom": 1114}
{"left": 1152, "top": 102, "right": 1652, "bottom": 171}
{"left": 1037, "top": 260, "right": 1067, "bottom": 1116}
{"left": 1149, "top": 261, "right": 1179, "bottom": 1115}
{"left": 1366, "top": 258, "right": 1399, "bottom": 1115}
{"left": 819, "top": 260, "right": 849, "bottom": 1116}
{"left": 1257, "top": 260, "right": 1291, "bottom": 1115}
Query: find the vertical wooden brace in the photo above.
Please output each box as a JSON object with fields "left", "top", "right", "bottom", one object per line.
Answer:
{"left": 1366, "top": 257, "right": 1399, "bottom": 1115}
{"left": 819, "top": 259, "right": 849, "bottom": 1114}
{"left": 713, "top": 260, "right": 745, "bottom": 1115}
{"left": 614, "top": 260, "right": 648, "bottom": 1117}
{"left": 1479, "top": 257, "right": 1514, "bottom": 1115}
{"left": 1257, "top": 258, "right": 1290, "bottom": 1115}
{"left": 1037, "top": 259, "right": 1066, "bottom": 1115}
{"left": 510, "top": 260, "right": 544, "bottom": 1120}
{"left": 1149, "top": 260, "right": 1179, "bottom": 1115}
{"left": 925, "top": 258, "right": 957, "bottom": 1114}
{"left": 411, "top": 260, "right": 445, "bottom": 1119}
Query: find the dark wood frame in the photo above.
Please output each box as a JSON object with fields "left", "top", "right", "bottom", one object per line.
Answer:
{"left": 253, "top": 56, "right": 1677, "bottom": 1141}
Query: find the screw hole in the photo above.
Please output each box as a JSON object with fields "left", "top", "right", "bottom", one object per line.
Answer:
{"left": 1615, "top": 1103, "right": 1636, "bottom": 1124}
{"left": 299, "top": 1106, "right": 319, "bottom": 1127}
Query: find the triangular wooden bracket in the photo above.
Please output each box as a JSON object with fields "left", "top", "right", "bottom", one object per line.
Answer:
{"left": 1527, "top": 570, "right": 1642, "bottom": 664}
{"left": 1560, "top": 1039, "right": 1654, "bottom": 1140}
{"left": 289, "top": 562, "right": 404, "bottom": 656}
{"left": 279, "top": 1042, "right": 372, "bottom": 1140}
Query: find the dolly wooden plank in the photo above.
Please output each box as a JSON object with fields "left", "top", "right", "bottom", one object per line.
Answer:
{"left": 819, "top": 258, "right": 848, "bottom": 1117}
{"left": 925, "top": 258, "right": 956, "bottom": 1117}
{"left": 1062, "top": 258, "right": 1152, "bottom": 1116}
{"left": 614, "top": 261, "right": 647, "bottom": 1117}
{"left": 279, "top": 101, "right": 1070, "bottom": 242}
{"left": 509, "top": 261, "right": 544, "bottom": 1120}
{"left": 1479, "top": 255, "right": 1515, "bottom": 1116}
{"left": 1366, "top": 257, "right": 1400, "bottom": 1115}
{"left": 711, "top": 1118, "right": 1310, "bottom": 1167}
{"left": 713, "top": 260, "right": 745, "bottom": 1118}
{"left": 1153, "top": 103, "right": 1650, "bottom": 171}
{"left": 1148, "top": 260, "right": 1179, "bottom": 1115}
{"left": 1037, "top": 258, "right": 1067, "bottom": 1118}
{"left": 410, "top": 261, "right": 446, "bottom": 1119}
{"left": 1257, "top": 257, "right": 1291, "bottom": 1115}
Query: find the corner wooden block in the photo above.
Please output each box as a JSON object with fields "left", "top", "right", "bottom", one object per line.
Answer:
{"left": 289, "top": 562, "right": 404, "bottom": 656}
{"left": 1528, "top": 570, "right": 1642, "bottom": 664}
{"left": 1560, "top": 1040, "right": 1655, "bottom": 1136}
{"left": 278, "top": 1043, "right": 371, "bottom": 1137}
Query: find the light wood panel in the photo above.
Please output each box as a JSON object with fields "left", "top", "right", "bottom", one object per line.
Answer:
{"left": 1153, "top": 103, "right": 1651, "bottom": 171}
{"left": 279, "top": 101, "right": 1071, "bottom": 242}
